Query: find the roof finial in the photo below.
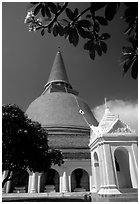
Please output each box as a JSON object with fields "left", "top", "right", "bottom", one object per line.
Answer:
{"left": 58, "top": 46, "right": 61, "bottom": 52}
{"left": 104, "top": 97, "right": 108, "bottom": 109}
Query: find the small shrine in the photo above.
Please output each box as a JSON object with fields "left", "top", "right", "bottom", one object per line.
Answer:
{"left": 89, "top": 102, "right": 138, "bottom": 195}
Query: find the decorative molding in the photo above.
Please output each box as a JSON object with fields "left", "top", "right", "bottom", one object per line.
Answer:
{"left": 110, "top": 127, "right": 132, "bottom": 133}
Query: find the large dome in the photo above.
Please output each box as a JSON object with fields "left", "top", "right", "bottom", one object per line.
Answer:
{"left": 26, "top": 50, "right": 98, "bottom": 133}
{"left": 26, "top": 50, "right": 98, "bottom": 151}
{"left": 26, "top": 92, "right": 98, "bottom": 129}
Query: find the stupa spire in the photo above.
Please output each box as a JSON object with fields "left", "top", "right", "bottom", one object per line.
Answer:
{"left": 45, "top": 50, "right": 71, "bottom": 88}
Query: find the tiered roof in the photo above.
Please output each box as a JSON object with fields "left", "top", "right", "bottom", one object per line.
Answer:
{"left": 98, "top": 106, "right": 134, "bottom": 134}
{"left": 99, "top": 107, "right": 118, "bottom": 133}
{"left": 90, "top": 102, "right": 135, "bottom": 138}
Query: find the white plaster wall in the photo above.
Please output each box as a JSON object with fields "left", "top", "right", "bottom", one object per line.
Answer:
{"left": 90, "top": 147, "right": 103, "bottom": 192}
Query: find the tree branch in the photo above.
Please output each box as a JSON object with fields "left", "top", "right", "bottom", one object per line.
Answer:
{"left": 42, "top": 2, "right": 69, "bottom": 29}
{"left": 75, "top": 6, "right": 91, "bottom": 21}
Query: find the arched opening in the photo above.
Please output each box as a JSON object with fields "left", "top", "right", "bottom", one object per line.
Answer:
{"left": 114, "top": 148, "right": 132, "bottom": 189}
{"left": 71, "top": 168, "right": 89, "bottom": 192}
{"left": 94, "top": 152, "right": 100, "bottom": 191}
{"left": 40, "top": 169, "right": 59, "bottom": 192}
{"left": 10, "top": 170, "right": 29, "bottom": 193}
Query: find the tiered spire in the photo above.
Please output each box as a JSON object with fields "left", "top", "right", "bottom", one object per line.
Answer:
{"left": 45, "top": 50, "right": 71, "bottom": 88}
{"left": 99, "top": 106, "right": 118, "bottom": 132}
{"left": 98, "top": 100, "right": 134, "bottom": 134}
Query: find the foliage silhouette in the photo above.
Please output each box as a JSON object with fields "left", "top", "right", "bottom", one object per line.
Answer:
{"left": 2, "top": 104, "right": 64, "bottom": 188}
{"left": 24, "top": 2, "right": 138, "bottom": 79}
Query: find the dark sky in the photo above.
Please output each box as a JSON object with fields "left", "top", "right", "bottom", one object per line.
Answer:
{"left": 2, "top": 2, "right": 138, "bottom": 112}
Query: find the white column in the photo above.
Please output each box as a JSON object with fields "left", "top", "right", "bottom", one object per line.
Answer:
{"left": 98, "top": 144, "right": 107, "bottom": 193}
{"left": 68, "top": 174, "right": 71, "bottom": 192}
{"left": 132, "top": 143, "right": 138, "bottom": 166}
{"left": 90, "top": 152, "right": 97, "bottom": 193}
{"left": 98, "top": 144, "right": 120, "bottom": 194}
{"left": 6, "top": 180, "right": 11, "bottom": 193}
{"left": 129, "top": 151, "right": 138, "bottom": 188}
{"left": 59, "top": 174, "right": 63, "bottom": 192}
{"left": 5, "top": 171, "right": 12, "bottom": 193}
{"left": 129, "top": 145, "right": 138, "bottom": 188}
{"left": 29, "top": 172, "right": 37, "bottom": 193}
{"left": 37, "top": 173, "right": 42, "bottom": 193}
{"left": 2, "top": 171, "right": 8, "bottom": 193}
{"left": 62, "top": 170, "right": 69, "bottom": 192}
{"left": 2, "top": 171, "right": 12, "bottom": 193}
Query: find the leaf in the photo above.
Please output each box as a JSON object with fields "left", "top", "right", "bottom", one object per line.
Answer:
{"left": 95, "top": 44, "right": 102, "bottom": 56}
{"left": 47, "top": 2, "right": 57, "bottom": 14}
{"left": 74, "top": 8, "right": 78, "bottom": 17}
{"left": 41, "top": 5, "right": 45, "bottom": 17}
{"left": 96, "top": 16, "right": 108, "bottom": 25}
{"left": 48, "top": 23, "right": 53, "bottom": 33}
{"left": 76, "top": 24, "right": 86, "bottom": 38}
{"left": 89, "top": 50, "right": 95, "bottom": 60}
{"left": 41, "top": 29, "right": 45, "bottom": 36}
{"left": 64, "top": 26, "right": 70, "bottom": 39}
{"left": 100, "top": 33, "right": 111, "bottom": 40}
{"left": 56, "top": 3, "right": 61, "bottom": 11}
{"left": 100, "top": 41, "right": 107, "bottom": 53}
{"left": 65, "top": 8, "right": 74, "bottom": 21}
{"left": 57, "top": 23, "right": 64, "bottom": 36}
{"left": 86, "top": 14, "right": 91, "bottom": 18}
{"left": 105, "top": 3, "right": 120, "bottom": 21}
{"left": 122, "top": 46, "right": 134, "bottom": 54}
{"left": 123, "top": 7, "right": 136, "bottom": 22}
{"left": 52, "top": 24, "right": 58, "bottom": 35}
{"left": 34, "top": 4, "right": 42, "bottom": 16}
{"left": 123, "top": 59, "right": 132, "bottom": 75}
{"left": 42, "top": 17, "right": 52, "bottom": 22}
{"left": 83, "top": 43, "right": 88, "bottom": 50}
{"left": 131, "top": 59, "right": 138, "bottom": 79}
{"left": 120, "top": 54, "right": 131, "bottom": 64}
{"left": 90, "top": 3, "right": 107, "bottom": 12}
{"left": 127, "top": 37, "right": 137, "bottom": 49}
{"left": 45, "top": 5, "right": 51, "bottom": 18}
{"left": 84, "top": 40, "right": 94, "bottom": 51}
{"left": 124, "top": 2, "right": 137, "bottom": 8}
{"left": 85, "top": 31, "right": 94, "bottom": 39}
{"left": 78, "top": 20, "right": 92, "bottom": 29}
{"left": 69, "top": 27, "right": 79, "bottom": 47}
